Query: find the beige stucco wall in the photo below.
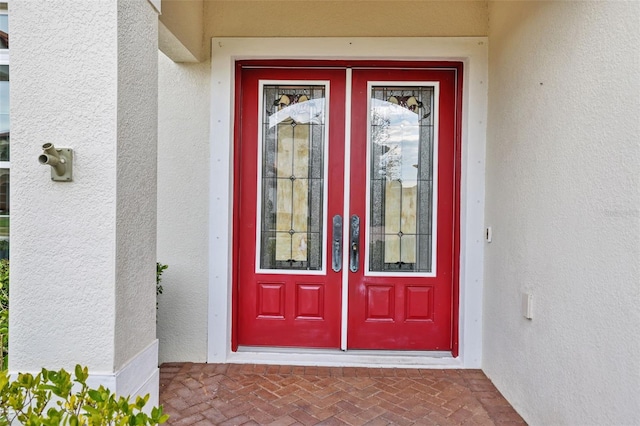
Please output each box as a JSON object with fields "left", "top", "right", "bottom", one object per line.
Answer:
{"left": 157, "top": 53, "right": 210, "bottom": 363}
{"left": 205, "top": 1, "right": 488, "bottom": 39}
{"left": 11, "top": 0, "right": 159, "bottom": 402}
{"left": 115, "top": 0, "right": 160, "bottom": 371}
{"left": 10, "top": 0, "right": 118, "bottom": 374}
{"left": 159, "top": 0, "right": 204, "bottom": 61}
{"left": 484, "top": 1, "right": 640, "bottom": 424}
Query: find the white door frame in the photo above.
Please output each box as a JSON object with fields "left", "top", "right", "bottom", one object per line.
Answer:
{"left": 208, "top": 37, "right": 488, "bottom": 368}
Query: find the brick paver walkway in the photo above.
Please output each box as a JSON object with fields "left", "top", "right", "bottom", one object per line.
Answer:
{"left": 159, "top": 363, "right": 526, "bottom": 425}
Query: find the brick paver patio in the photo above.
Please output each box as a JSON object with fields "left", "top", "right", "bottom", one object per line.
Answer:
{"left": 159, "top": 363, "right": 526, "bottom": 425}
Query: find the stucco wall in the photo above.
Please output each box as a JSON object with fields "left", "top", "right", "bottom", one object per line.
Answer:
{"left": 159, "top": 0, "right": 204, "bottom": 61}
{"left": 10, "top": 0, "right": 119, "bottom": 373}
{"left": 204, "top": 1, "right": 488, "bottom": 39}
{"left": 484, "top": 1, "right": 640, "bottom": 424}
{"left": 157, "top": 52, "right": 210, "bottom": 363}
{"left": 10, "top": 0, "right": 159, "bottom": 380}
{"left": 115, "top": 0, "right": 159, "bottom": 371}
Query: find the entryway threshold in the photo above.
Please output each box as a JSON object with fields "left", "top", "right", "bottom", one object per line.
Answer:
{"left": 228, "top": 346, "right": 463, "bottom": 369}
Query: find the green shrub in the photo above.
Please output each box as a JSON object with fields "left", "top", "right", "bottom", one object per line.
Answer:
{"left": 156, "top": 263, "right": 168, "bottom": 314}
{"left": 156, "top": 263, "right": 168, "bottom": 297}
{"left": 0, "top": 364, "right": 168, "bottom": 425}
{"left": 0, "top": 260, "right": 7, "bottom": 370}
{"left": 0, "top": 262, "right": 169, "bottom": 423}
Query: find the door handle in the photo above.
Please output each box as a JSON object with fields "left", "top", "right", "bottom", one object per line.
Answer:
{"left": 332, "top": 215, "right": 342, "bottom": 272}
{"left": 349, "top": 215, "right": 360, "bottom": 273}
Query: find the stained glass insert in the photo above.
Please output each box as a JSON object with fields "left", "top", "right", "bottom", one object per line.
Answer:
{"left": 369, "top": 86, "right": 435, "bottom": 273}
{"left": 259, "top": 85, "right": 326, "bottom": 271}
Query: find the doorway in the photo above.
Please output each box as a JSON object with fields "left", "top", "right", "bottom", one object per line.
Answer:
{"left": 234, "top": 62, "right": 461, "bottom": 352}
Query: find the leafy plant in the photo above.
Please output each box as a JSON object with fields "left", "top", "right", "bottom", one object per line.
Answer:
{"left": 156, "top": 263, "right": 168, "bottom": 297}
{"left": 0, "top": 365, "right": 168, "bottom": 425}
{"left": 0, "top": 259, "right": 7, "bottom": 370}
{"left": 156, "top": 263, "right": 168, "bottom": 314}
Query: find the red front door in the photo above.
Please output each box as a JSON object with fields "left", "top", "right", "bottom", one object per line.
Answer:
{"left": 235, "top": 63, "right": 460, "bottom": 351}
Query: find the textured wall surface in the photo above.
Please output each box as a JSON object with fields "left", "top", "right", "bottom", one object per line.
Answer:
{"left": 114, "top": 0, "right": 159, "bottom": 371}
{"left": 484, "top": 1, "right": 640, "bottom": 424}
{"left": 205, "top": 1, "right": 488, "bottom": 38}
{"left": 9, "top": 0, "right": 119, "bottom": 373}
{"left": 10, "top": 0, "right": 159, "bottom": 380}
{"left": 157, "top": 52, "right": 210, "bottom": 363}
{"left": 160, "top": 0, "right": 204, "bottom": 61}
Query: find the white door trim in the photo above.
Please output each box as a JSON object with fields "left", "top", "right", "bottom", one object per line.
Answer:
{"left": 340, "top": 67, "right": 352, "bottom": 351}
{"left": 209, "top": 37, "right": 488, "bottom": 368}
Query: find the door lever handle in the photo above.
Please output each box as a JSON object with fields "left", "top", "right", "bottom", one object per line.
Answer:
{"left": 349, "top": 215, "right": 360, "bottom": 273}
{"left": 332, "top": 215, "right": 343, "bottom": 272}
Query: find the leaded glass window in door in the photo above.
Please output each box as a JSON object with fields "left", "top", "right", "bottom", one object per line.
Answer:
{"left": 258, "top": 84, "right": 327, "bottom": 271}
{"left": 368, "top": 85, "right": 436, "bottom": 273}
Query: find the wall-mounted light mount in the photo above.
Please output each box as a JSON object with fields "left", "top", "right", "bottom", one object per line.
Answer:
{"left": 39, "top": 143, "right": 73, "bottom": 182}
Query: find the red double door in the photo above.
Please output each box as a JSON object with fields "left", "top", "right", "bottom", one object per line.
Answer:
{"left": 235, "top": 63, "right": 460, "bottom": 352}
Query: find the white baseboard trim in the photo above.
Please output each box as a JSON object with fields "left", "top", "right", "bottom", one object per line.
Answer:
{"left": 133, "top": 366, "right": 160, "bottom": 410}
{"left": 114, "top": 339, "right": 159, "bottom": 398}
{"left": 8, "top": 340, "right": 159, "bottom": 410}
{"left": 85, "top": 340, "right": 159, "bottom": 408}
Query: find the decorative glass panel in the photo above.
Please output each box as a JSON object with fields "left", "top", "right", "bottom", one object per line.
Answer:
{"left": 369, "top": 86, "right": 435, "bottom": 273}
{"left": 259, "top": 84, "right": 326, "bottom": 271}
